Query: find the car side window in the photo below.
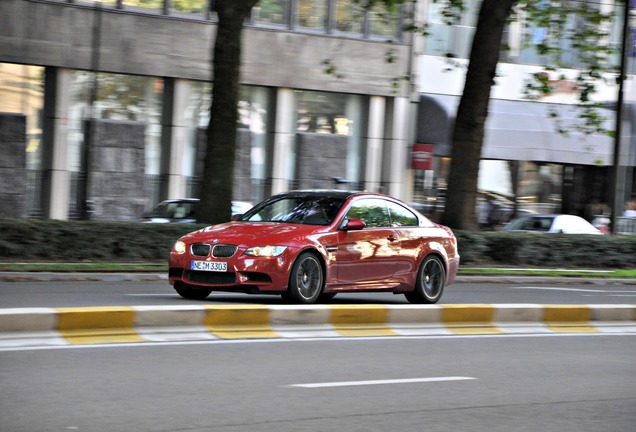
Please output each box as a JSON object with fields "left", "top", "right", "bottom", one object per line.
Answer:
{"left": 345, "top": 199, "right": 391, "bottom": 228}
{"left": 387, "top": 202, "right": 418, "bottom": 227}
{"left": 521, "top": 217, "right": 550, "bottom": 231}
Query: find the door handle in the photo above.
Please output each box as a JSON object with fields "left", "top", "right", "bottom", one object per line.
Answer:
{"left": 387, "top": 234, "right": 398, "bottom": 242}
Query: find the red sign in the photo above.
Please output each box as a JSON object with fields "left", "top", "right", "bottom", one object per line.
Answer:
{"left": 411, "top": 143, "right": 433, "bottom": 170}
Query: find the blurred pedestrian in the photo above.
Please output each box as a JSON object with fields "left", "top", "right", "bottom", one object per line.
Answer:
{"left": 479, "top": 195, "right": 494, "bottom": 229}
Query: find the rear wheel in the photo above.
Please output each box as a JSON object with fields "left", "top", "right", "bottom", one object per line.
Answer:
{"left": 405, "top": 255, "right": 445, "bottom": 304}
{"left": 286, "top": 252, "right": 324, "bottom": 304}
{"left": 174, "top": 282, "right": 212, "bottom": 300}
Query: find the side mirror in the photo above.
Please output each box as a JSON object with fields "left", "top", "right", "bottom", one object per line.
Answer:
{"left": 342, "top": 218, "right": 366, "bottom": 231}
{"left": 231, "top": 214, "right": 243, "bottom": 221}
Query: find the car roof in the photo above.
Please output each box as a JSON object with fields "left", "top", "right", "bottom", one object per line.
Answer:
{"left": 159, "top": 198, "right": 199, "bottom": 204}
{"left": 269, "top": 190, "right": 374, "bottom": 201}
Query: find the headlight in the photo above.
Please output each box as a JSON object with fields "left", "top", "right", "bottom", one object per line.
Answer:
{"left": 173, "top": 240, "right": 187, "bottom": 254}
{"left": 244, "top": 246, "right": 287, "bottom": 257}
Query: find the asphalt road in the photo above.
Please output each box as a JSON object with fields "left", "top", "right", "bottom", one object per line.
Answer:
{"left": 1, "top": 277, "right": 635, "bottom": 308}
{"left": 2, "top": 334, "right": 635, "bottom": 432}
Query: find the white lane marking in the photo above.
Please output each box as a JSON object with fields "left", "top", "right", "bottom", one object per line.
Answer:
{"left": 286, "top": 377, "right": 476, "bottom": 388}
{"left": 512, "top": 287, "right": 636, "bottom": 293}
{"left": 466, "top": 268, "right": 614, "bottom": 273}
{"left": 2, "top": 333, "right": 635, "bottom": 353}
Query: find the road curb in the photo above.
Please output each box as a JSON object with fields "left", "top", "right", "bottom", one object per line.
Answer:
{"left": 1, "top": 304, "right": 635, "bottom": 348}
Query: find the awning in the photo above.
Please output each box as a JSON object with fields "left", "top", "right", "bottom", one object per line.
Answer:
{"left": 416, "top": 94, "right": 616, "bottom": 166}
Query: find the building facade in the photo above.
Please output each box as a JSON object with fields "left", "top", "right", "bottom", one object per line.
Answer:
{"left": 414, "top": 0, "right": 636, "bottom": 224}
{"left": 0, "top": 0, "right": 414, "bottom": 220}
{"left": 1, "top": 0, "right": 634, "bottom": 223}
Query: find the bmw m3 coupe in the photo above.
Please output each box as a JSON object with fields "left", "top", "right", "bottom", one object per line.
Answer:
{"left": 168, "top": 190, "right": 459, "bottom": 304}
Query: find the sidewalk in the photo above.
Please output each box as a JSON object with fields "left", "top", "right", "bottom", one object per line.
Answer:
{"left": 2, "top": 268, "right": 635, "bottom": 349}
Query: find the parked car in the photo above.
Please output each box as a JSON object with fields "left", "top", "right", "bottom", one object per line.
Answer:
{"left": 142, "top": 199, "right": 253, "bottom": 223}
{"left": 168, "top": 190, "right": 460, "bottom": 304}
{"left": 502, "top": 214, "right": 603, "bottom": 235}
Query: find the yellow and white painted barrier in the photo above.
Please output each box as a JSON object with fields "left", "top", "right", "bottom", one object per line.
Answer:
{"left": 1, "top": 304, "right": 635, "bottom": 348}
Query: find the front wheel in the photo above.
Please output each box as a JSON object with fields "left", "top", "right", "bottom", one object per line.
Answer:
{"left": 174, "top": 282, "right": 212, "bottom": 300}
{"left": 286, "top": 252, "right": 324, "bottom": 304}
{"left": 405, "top": 255, "right": 445, "bottom": 304}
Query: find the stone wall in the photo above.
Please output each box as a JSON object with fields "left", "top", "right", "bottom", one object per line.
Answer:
{"left": 295, "top": 132, "right": 348, "bottom": 190}
{"left": 0, "top": 113, "right": 27, "bottom": 218}
{"left": 87, "top": 119, "right": 146, "bottom": 221}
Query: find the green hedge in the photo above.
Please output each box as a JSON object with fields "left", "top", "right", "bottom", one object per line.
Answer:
{"left": 455, "top": 231, "right": 636, "bottom": 268}
{"left": 1, "top": 219, "right": 634, "bottom": 268}
{"left": 0, "top": 219, "right": 206, "bottom": 262}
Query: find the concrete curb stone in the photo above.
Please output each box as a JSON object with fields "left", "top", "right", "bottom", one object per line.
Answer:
{"left": 1, "top": 303, "right": 635, "bottom": 349}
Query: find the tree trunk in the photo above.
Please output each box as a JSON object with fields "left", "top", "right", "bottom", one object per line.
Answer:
{"left": 198, "top": 0, "right": 258, "bottom": 224}
{"left": 440, "top": 0, "right": 517, "bottom": 230}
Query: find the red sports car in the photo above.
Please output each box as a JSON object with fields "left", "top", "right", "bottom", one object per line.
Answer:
{"left": 168, "top": 190, "right": 459, "bottom": 304}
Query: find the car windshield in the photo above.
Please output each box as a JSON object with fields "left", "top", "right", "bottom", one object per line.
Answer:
{"left": 240, "top": 195, "right": 347, "bottom": 225}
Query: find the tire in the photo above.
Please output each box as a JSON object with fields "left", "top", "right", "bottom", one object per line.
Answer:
{"left": 286, "top": 252, "right": 324, "bottom": 304}
{"left": 405, "top": 255, "right": 445, "bottom": 304}
{"left": 174, "top": 282, "right": 212, "bottom": 300}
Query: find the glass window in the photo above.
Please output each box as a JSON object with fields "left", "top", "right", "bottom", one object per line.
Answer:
{"left": 387, "top": 201, "right": 418, "bottom": 227}
{"left": 368, "top": 2, "right": 401, "bottom": 39}
{"left": 0, "top": 63, "right": 44, "bottom": 170}
{"left": 179, "top": 80, "right": 211, "bottom": 194}
{"left": 253, "top": 0, "right": 290, "bottom": 26}
{"left": 424, "top": 0, "right": 480, "bottom": 58}
{"left": 176, "top": 83, "right": 271, "bottom": 204}
{"left": 171, "top": 0, "right": 207, "bottom": 14}
{"left": 296, "top": 0, "right": 327, "bottom": 30}
{"left": 239, "top": 86, "right": 271, "bottom": 203}
{"left": 294, "top": 90, "right": 363, "bottom": 188}
{"left": 0, "top": 63, "right": 44, "bottom": 217}
{"left": 243, "top": 195, "right": 346, "bottom": 225}
{"left": 124, "top": 0, "right": 164, "bottom": 10}
{"left": 296, "top": 90, "right": 349, "bottom": 135}
{"left": 345, "top": 199, "right": 391, "bottom": 228}
{"left": 335, "top": 0, "right": 364, "bottom": 34}
{"left": 68, "top": 72, "right": 163, "bottom": 174}
{"left": 91, "top": 0, "right": 118, "bottom": 5}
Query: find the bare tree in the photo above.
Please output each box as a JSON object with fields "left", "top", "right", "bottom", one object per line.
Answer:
{"left": 198, "top": 0, "right": 258, "bottom": 224}
{"left": 440, "top": 0, "right": 517, "bottom": 230}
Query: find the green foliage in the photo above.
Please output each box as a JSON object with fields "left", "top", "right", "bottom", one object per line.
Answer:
{"left": 455, "top": 230, "right": 636, "bottom": 269}
{"left": 171, "top": 0, "right": 206, "bottom": 13}
{"left": 1, "top": 221, "right": 633, "bottom": 269}
{"left": 519, "top": 0, "right": 620, "bottom": 136}
{"left": 0, "top": 220, "right": 205, "bottom": 262}
{"left": 393, "top": 0, "right": 622, "bottom": 137}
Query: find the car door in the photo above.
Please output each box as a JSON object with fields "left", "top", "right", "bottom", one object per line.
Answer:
{"left": 333, "top": 198, "right": 401, "bottom": 288}
{"left": 385, "top": 200, "right": 422, "bottom": 277}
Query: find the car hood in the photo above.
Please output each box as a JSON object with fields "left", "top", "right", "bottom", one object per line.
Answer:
{"left": 181, "top": 221, "right": 327, "bottom": 246}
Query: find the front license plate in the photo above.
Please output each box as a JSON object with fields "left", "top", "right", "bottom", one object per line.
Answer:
{"left": 191, "top": 260, "right": 227, "bottom": 272}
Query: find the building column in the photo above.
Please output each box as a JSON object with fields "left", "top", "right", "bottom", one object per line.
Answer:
{"left": 365, "top": 96, "right": 385, "bottom": 193}
{"left": 386, "top": 96, "right": 409, "bottom": 199}
{"left": 271, "top": 88, "right": 294, "bottom": 194}
{"left": 160, "top": 78, "right": 190, "bottom": 201}
{"left": 41, "top": 67, "right": 71, "bottom": 220}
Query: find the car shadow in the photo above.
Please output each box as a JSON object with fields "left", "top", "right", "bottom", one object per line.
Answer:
{"left": 174, "top": 293, "right": 409, "bottom": 305}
